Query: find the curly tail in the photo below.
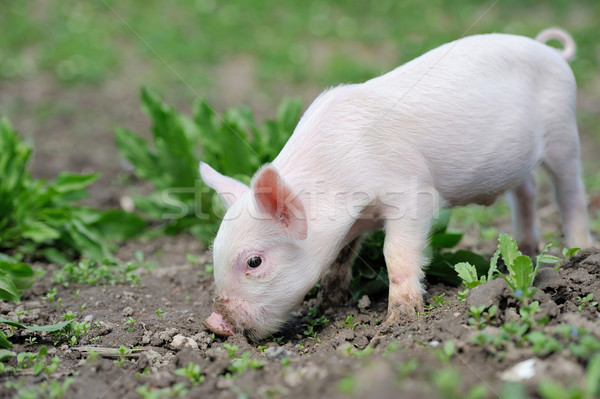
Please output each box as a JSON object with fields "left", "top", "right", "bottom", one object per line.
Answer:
{"left": 535, "top": 28, "right": 576, "bottom": 62}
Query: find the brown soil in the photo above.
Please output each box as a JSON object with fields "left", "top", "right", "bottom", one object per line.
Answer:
{"left": 1, "top": 234, "right": 599, "bottom": 398}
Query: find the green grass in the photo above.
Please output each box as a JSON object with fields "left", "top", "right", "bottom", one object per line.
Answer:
{"left": 2, "top": 1, "right": 599, "bottom": 106}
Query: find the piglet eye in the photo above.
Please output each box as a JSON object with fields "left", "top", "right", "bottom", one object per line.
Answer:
{"left": 247, "top": 257, "right": 262, "bottom": 269}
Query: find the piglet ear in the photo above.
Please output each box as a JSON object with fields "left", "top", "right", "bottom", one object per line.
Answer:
{"left": 200, "top": 162, "right": 249, "bottom": 209}
{"left": 252, "top": 164, "right": 307, "bottom": 240}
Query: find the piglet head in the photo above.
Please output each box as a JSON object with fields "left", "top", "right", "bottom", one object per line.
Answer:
{"left": 200, "top": 162, "right": 313, "bottom": 340}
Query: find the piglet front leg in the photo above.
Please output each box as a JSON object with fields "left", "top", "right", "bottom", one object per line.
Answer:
{"left": 382, "top": 202, "right": 429, "bottom": 322}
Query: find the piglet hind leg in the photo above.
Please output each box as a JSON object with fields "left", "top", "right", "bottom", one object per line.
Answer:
{"left": 382, "top": 209, "right": 429, "bottom": 322}
{"left": 543, "top": 123, "right": 593, "bottom": 249}
{"left": 317, "top": 238, "right": 362, "bottom": 311}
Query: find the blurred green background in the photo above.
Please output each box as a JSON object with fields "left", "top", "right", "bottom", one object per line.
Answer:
{"left": 0, "top": 0, "right": 599, "bottom": 244}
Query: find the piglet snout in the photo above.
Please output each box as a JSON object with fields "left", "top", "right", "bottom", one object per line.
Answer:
{"left": 204, "top": 312, "right": 234, "bottom": 336}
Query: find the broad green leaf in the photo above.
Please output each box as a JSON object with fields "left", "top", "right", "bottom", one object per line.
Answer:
{"left": 21, "top": 221, "right": 61, "bottom": 243}
{"left": 0, "top": 331, "right": 13, "bottom": 348}
{"left": 91, "top": 210, "right": 146, "bottom": 241}
{"left": 0, "top": 276, "right": 20, "bottom": 302}
{"left": 114, "top": 127, "right": 159, "bottom": 181}
{"left": 430, "top": 232, "right": 463, "bottom": 249}
{"left": 487, "top": 249, "right": 500, "bottom": 281}
{"left": 454, "top": 262, "right": 480, "bottom": 288}
{"left": 498, "top": 234, "right": 522, "bottom": 268}
{"left": 511, "top": 255, "right": 534, "bottom": 291}
{"left": 0, "top": 317, "right": 73, "bottom": 332}
{"left": 0, "top": 261, "right": 34, "bottom": 278}
{"left": 0, "top": 349, "right": 16, "bottom": 360}
{"left": 52, "top": 172, "right": 100, "bottom": 193}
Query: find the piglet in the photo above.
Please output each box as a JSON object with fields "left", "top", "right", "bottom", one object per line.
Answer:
{"left": 201, "top": 28, "right": 592, "bottom": 339}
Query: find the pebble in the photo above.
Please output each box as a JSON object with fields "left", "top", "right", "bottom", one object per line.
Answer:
{"left": 358, "top": 295, "right": 371, "bottom": 310}
{"left": 122, "top": 306, "right": 134, "bottom": 317}
{"left": 170, "top": 334, "right": 199, "bottom": 350}
{"left": 264, "top": 346, "right": 295, "bottom": 361}
{"left": 500, "top": 358, "right": 537, "bottom": 381}
{"left": 84, "top": 314, "right": 94, "bottom": 322}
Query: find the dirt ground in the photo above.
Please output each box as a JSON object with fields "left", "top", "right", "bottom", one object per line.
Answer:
{"left": 0, "top": 229, "right": 599, "bottom": 398}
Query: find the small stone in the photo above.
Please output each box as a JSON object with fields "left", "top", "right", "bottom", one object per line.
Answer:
{"left": 467, "top": 278, "right": 509, "bottom": 308}
{"left": 500, "top": 358, "right": 537, "bottom": 381}
{"left": 358, "top": 295, "right": 371, "bottom": 310}
{"left": 122, "top": 306, "right": 134, "bottom": 317}
{"left": 97, "top": 321, "right": 115, "bottom": 335}
{"left": 284, "top": 371, "right": 303, "bottom": 387}
{"left": 84, "top": 315, "right": 93, "bottom": 322}
{"left": 170, "top": 334, "right": 199, "bottom": 350}
{"left": 504, "top": 308, "right": 520, "bottom": 323}
{"left": 120, "top": 196, "right": 135, "bottom": 212}
{"left": 264, "top": 346, "right": 295, "bottom": 361}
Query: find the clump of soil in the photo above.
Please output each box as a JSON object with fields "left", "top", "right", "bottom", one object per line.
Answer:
{"left": 1, "top": 235, "right": 598, "bottom": 398}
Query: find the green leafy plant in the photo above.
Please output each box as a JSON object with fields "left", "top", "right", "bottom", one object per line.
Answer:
{"left": 525, "top": 331, "right": 563, "bottom": 357}
{"left": 342, "top": 343, "right": 374, "bottom": 358}
{"left": 227, "top": 351, "right": 264, "bottom": 376}
{"left": 0, "top": 316, "right": 73, "bottom": 348}
{"left": 114, "top": 88, "right": 302, "bottom": 241}
{"left": 155, "top": 308, "right": 166, "bottom": 319}
{"left": 302, "top": 312, "right": 328, "bottom": 342}
{"left": 53, "top": 311, "right": 90, "bottom": 345}
{"left": 6, "top": 377, "right": 74, "bottom": 399}
{"left": 223, "top": 343, "right": 239, "bottom": 360}
{"left": 0, "top": 117, "right": 145, "bottom": 264}
{"left": 467, "top": 305, "right": 498, "bottom": 330}
{"left": 113, "top": 345, "right": 131, "bottom": 366}
{"left": 137, "top": 383, "right": 188, "bottom": 399}
{"left": 341, "top": 315, "right": 360, "bottom": 330}
{"left": 0, "top": 260, "right": 35, "bottom": 302}
{"left": 577, "top": 293, "right": 598, "bottom": 312}
{"left": 125, "top": 317, "right": 136, "bottom": 332}
{"left": 54, "top": 258, "right": 140, "bottom": 287}
{"left": 174, "top": 361, "right": 205, "bottom": 385}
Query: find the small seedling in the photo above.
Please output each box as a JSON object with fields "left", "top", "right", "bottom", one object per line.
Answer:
{"left": 341, "top": 315, "right": 360, "bottom": 330}
{"left": 562, "top": 247, "right": 580, "bottom": 259}
{"left": 383, "top": 341, "right": 400, "bottom": 357}
{"left": 125, "top": 317, "right": 136, "bottom": 332}
{"left": 431, "top": 293, "right": 447, "bottom": 307}
{"left": 223, "top": 343, "right": 239, "bottom": 359}
{"left": 431, "top": 341, "right": 455, "bottom": 364}
{"left": 467, "top": 305, "right": 497, "bottom": 330}
{"left": 114, "top": 345, "right": 131, "bottom": 366}
{"left": 137, "top": 383, "right": 188, "bottom": 399}
{"left": 256, "top": 345, "right": 268, "bottom": 353}
{"left": 577, "top": 293, "right": 598, "bottom": 312}
{"left": 343, "top": 343, "right": 374, "bottom": 358}
{"left": 227, "top": 351, "right": 264, "bottom": 376}
{"left": 525, "top": 331, "right": 563, "bottom": 356}
{"left": 174, "top": 361, "right": 205, "bottom": 385}
{"left": 156, "top": 308, "right": 166, "bottom": 319}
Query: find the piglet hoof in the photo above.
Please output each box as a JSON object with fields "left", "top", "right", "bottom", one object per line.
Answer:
{"left": 384, "top": 295, "right": 424, "bottom": 325}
